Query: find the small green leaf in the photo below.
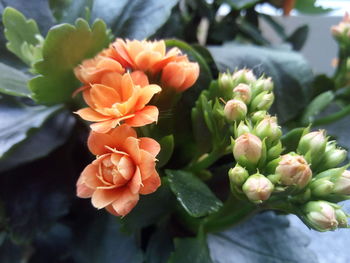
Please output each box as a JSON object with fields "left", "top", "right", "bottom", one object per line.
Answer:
{"left": 166, "top": 170, "right": 223, "bottom": 218}
{"left": 2, "top": 7, "right": 41, "bottom": 65}
{"left": 0, "top": 97, "right": 62, "bottom": 159}
{"left": 300, "top": 91, "right": 335, "bottom": 125}
{"left": 168, "top": 233, "right": 213, "bottom": 263}
{"left": 29, "top": 18, "right": 109, "bottom": 105}
{"left": 286, "top": 25, "right": 309, "bottom": 51}
{"left": 157, "top": 135, "right": 175, "bottom": 168}
{"left": 295, "top": 0, "right": 333, "bottom": 14}
{"left": 0, "top": 62, "right": 31, "bottom": 97}
{"left": 281, "top": 127, "right": 307, "bottom": 153}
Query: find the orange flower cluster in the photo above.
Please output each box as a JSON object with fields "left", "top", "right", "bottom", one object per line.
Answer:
{"left": 74, "top": 39, "right": 199, "bottom": 216}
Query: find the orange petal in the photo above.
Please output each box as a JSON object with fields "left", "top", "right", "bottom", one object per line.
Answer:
{"left": 91, "top": 188, "right": 119, "bottom": 209}
{"left": 75, "top": 108, "right": 111, "bottom": 122}
{"left": 139, "top": 137, "right": 160, "bottom": 157}
{"left": 76, "top": 175, "right": 94, "bottom": 198}
{"left": 83, "top": 88, "right": 95, "bottom": 108}
{"left": 128, "top": 167, "right": 142, "bottom": 194}
{"left": 112, "top": 39, "right": 133, "bottom": 67}
{"left": 125, "top": 106, "right": 159, "bottom": 127}
{"left": 180, "top": 63, "right": 200, "bottom": 91}
{"left": 88, "top": 131, "right": 115, "bottom": 155}
{"left": 97, "top": 57, "right": 125, "bottom": 74}
{"left": 109, "top": 124, "right": 137, "bottom": 140}
{"left": 134, "top": 84, "right": 162, "bottom": 111}
{"left": 139, "top": 171, "right": 161, "bottom": 195}
{"left": 111, "top": 188, "right": 139, "bottom": 216}
{"left": 90, "top": 84, "right": 121, "bottom": 108}
{"left": 130, "top": 70, "right": 149, "bottom": 87}
{"left": 105, "top": 204, "right": 121, "bottom": 216}
{"left": 139, "top": 149, "right": 156, "bottom": 180}
{"left": 80, "top": 163, "right": 101, "bottom": 188}
{"left": 100, "top": 72, "right": 123, "bottom": 96}
{"left": 119, "top": 73, "right": 135, "bottom": 103}
{"left": 117, "top": 155, "right": 135, "bottom": 181}
{"left": 161, "top": 62, "right": 186, "bottom": 89}
{"left": 123, "top": 137, "right": 141, "bottom": 164}
{"left": 90, "top": 119, "right": 119, "bottom": 133}
{"left": 135, "top": 51, "right": 162, "bottom": 71}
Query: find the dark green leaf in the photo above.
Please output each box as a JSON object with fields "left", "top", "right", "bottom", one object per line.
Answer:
{"left": 0, "top": 110, "right": 75, "bottom": 172}
{"left": 49, "top": 0, "right": 93, "bottom": 23}
{"left": 91, "top": 0, "right": 179, "bottom": 39}
{"left": 208, "top": 212, "right": 317, "bottom": 263}
{"left": 286, "top": 25, "right": 309, "bottom": 51}
{"left": 29, "top": 18, "right": 109, "bottom": 105}
{"left": 0, "top": 97, "right": 62, "bottom": 159}
{"left": 281, "top": 127, "right": 306, "bottom": 153}
{"left": 209, "top": 44, "right": 313, "bottom": 123}
{"left": 237, "top": 18, "right": 270, "bottom": 46}
{"left": 295, "top": 0, "right": 333, "bottom": 14}
{"left": 0, "top": 62, "right": 31, "bottom": 97}
{"left": 168, "top": 233, "right": 213, "bottom": 263}
{"left": 158, "top": 135, "right": 175, "bottom": 168}
{"left": 166, "top": 170, "right": 223, "bottom": 217}
{"left": 312, "top": 74, "right": 335, "bottom": 98}
{"left": 145, "top": 225, "right": 174, "bottom": 263}
{"left": 223, "top": 0, "right": 260, "bottom": 10}
{"left": 300, "top": 91, "right": 334, "bottom": 125}
{"left": 2, "top": 7, "right": 41, "bottom": 65}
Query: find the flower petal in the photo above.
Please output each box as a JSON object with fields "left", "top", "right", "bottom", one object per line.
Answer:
{"left": 134, "top": 84, "right": 161, "bottom": 111}
{"left": 139, "top": 137, "right": 160, "bottom": 157}
{"left": 76, "top": 174, "right": 94, "bottom": 198}
{"left": 139, "top": 149, "right": 157, "bottom": 180}
{"left": 139, "top": 171, "right": 161, "bottom": 195}
{"left": 75, "top": 108, "right": 111, "bottom": 122}
{"left": 128, "top": 167, "right": 142, "bottom": 194}
{"left": 130, "top": 70, "right": 149, "bottom": 87}
{"left": 81, "top": 163, "right": 101, "bottom": 188}
{"left": 125, "top": 106, "right": 159, "bottom": 127}
{"left": 111, "top": 188, "right": 139, "bottom": 216}
{"left": 123, "top": 137, "right": 141, "bottom": 164}
{"left": 88, "top": 131, "right": 115, "bottom": 155}
{"left": 90, "top": 84, "right": 121, "bottom": 108}
{"left": 117, "top": 155, "right": 135, "bottom": 181}
{"left": 91, "top": 188, "right": 119, "bottom": 209}
{"left": 90, "top": 119, "right": 119, "bottom": 133}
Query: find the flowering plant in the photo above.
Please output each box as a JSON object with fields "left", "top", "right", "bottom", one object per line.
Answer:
{"left": 0, "top": 1, "right": 349, "bottom": 262}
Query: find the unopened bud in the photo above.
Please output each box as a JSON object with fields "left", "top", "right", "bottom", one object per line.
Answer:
{"left": 322, "top": 142, "right": 347, "bottom": 170}
{"left": 219, "top": 72, "right": 234, "bottom": 91}
{"left": 242, "top": 173, "right": 274, "bottom": 202}
{"left": 228, "top": 164, "right": 249, "bottom": 187}
{"left": 233, "top": 83, "right": 252, "bottom": 103}
{"left": 224, "top": 99, "right": 247, "bottom": 122}
{"left": 254, "top": 116, "right": 282, "bottom": 142}
{"left": 253, "top": 77, "right": 274, "bottom": 97}
{"left": 310, "top": 178, "right": 334, "bottom": 197}
{"left": 250, "top": 91, "right": 274, "bottom": 111}
{"left": 275, "top": 154, "right": 312, "bottom": 188}
{"left": 267, "top": 141, "right": 283, "bottom": 160}
{"left": 304, "top": 201, "right": 339, "bottom": 231}
{"left": 232, "top": 69, "right": 257, "bottom": 84}
{"left": 335, "top": 209, "right": 349, "bottom": 228}
{"left": 297, "top": 130, "right": 327, "bottom": 164}
{"left": 235, "top": 121, "right": 251, "bottom": 137}
{"left": 233, "top": 133, "right": 262, "bottom": 166}
{"left": 333, "top": 170, "right": 350, "bottom": 195}
{"left": 251, "top": 111, "right": 267, "bottom": 123}
{"left": 331, "top": 13, "right": 350, "bottom": 39}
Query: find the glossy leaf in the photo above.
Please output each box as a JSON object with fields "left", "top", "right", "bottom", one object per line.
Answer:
{"left": 166, "top": 170, "right": 223, "bottom": 217}
{"left": 29, "top": 18, "right": 109, "bottom": 105}
{"left": 157, "top": 135, "right": 175, "bottom": 168}
{"left": 0, "top": 62, "right": 31, "bottom": 97}
{"left": 209, "top": 44, "right": 313, "bottom": 123}
{"left": 2, "top": 7, "right": 41, "bottom": 65}
{"left": 91, "top": 0, "right": 179, "bottom": 39}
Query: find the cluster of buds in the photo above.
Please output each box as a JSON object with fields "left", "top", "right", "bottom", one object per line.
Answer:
{"left": 331, "top": 12, "right": 350, "bottom": 44}
{"left": 223, "top": 69, "right": 349, "bottom": 231}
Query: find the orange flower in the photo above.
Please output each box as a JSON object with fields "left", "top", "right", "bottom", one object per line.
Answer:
{"left": 74, "top": 55, "right": 125, "bottom": 84}
{"left": 112, "top": 38, "right": 183, "bottom": 74}
{"left": 160, "top": 56, "right": 200, "bottom": 92}
{"left": 75, "top": 73, "right": 161, "bottom": 133}
{"left": 76, "top": 125, "right": 161, "bottom": 216}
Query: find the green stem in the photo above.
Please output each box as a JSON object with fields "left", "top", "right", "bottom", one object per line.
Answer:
{"left": 313, "top": 104, "right": 350, "bottom": 126}
{"left": 186, "top": 148, "right": 224, "bottom": 173}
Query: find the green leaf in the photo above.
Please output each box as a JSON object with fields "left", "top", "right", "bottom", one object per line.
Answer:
{"left": 166, "top": 170, "right": 223, "bottom": 218}
{"left": 209, "top": 44, "right": 314, "bottom": 123}
{"left": 281, "top": 127, "right": 307, "bottom": 154}
{"left": 223, "top": 0, "right": 260, "bottom": 10}
{"left": 91, "top": 0, "right": 179, "bottom": 39}
{"left": 168, "top": 233, "right": 213, "bottom": 263}
{"left": 0, "top": 110, "right": 75, "bottom": 173}
{"left": 157, "top": 135, "right": 175, "bottom": 168}
{"left": 208, "top": 212, "right": 317, "bottom": 263}
{"left": 0, "top": 97, "right": 62, "bottom": 159}
{"left": 0, "top": 62, "right": 31, "bottom": 97}
{"left": 29, "top": 18, "right": 109, "bottom": 105}
{"left": 49, "top": 0, "right": 93, "bottom": 23}
{"left": 2, "top": 7, "right": 41, "bottom": 65}
{"left": 295, "top": 0, "right": 333, "bottom": 14}
{"left": 286, "top": 25, "right": 309, "bottom": 51}
{"left": 300, "top": 91, "right": 335, "bottom": 125}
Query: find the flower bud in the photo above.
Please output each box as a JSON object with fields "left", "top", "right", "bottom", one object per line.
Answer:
{"left": 304, "top": 201, "right": 339, "bottom": 231}
{"left": 267, "top": 141, "right": 283, "bottom": 160}
{"left": 335, "top": 209, "right": 349, "bottom": 228}
{"left": 224, "top": 99, "right": 247, "bottom": 122}
{"left": 250, "top": 91, "right": 274, "bottom": 111}
{"left": 252, "top": 77, "right": 274, "bottom": 97}
{"left": 275, "top": 154, "right": 312, "bottom": 188}
{"left": 254, "top": 116, "right": 282, "bottom": 142}
{"left": 219, "top": 72, "right": 234, "bottom": 91}
{"left": 297, "top": 130, "right": 327, "bottom": 164}
{"left": 310, "top": 178, "right": 334, "bottom": 197}
{"left": 242, "top": 173, "right": 274, "bottom": 203}
{"left": 233, "top": 133, "right": 262, "bottom": 166}
{"left": 251, "top": 111, "right": 267, "bottom": 123}
{"left": 232, "top": 69, "right": 257, "bottom": 84}
{"left": 233, "top": 83, "right": 252, "bottom": 103}
{"left": 235, "top": 121, "right": 251, "bottom": 137}
{"left": 333, "top": 170, "right": 350, "bottom": 195}
{"left": 321, "top": 142, "right": 347, "bottom": 170}
{"left": 228, "top": 164, "right": 249, "bottom": 187}
{"left": 331, "top": 13, "right": 350, "bottom": 39}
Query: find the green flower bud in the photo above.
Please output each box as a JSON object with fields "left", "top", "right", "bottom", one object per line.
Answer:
{"left": 303, "top": 201, "right": 339, "bottom": 231}
{"left": 242, "top": 173, "right": 274, "bottom": 203}
{"left": 250, "top": 91, "right": 274, "bottom": 111}
{"left": 297, "top": 130, "right": 327, "bottom": 165}
{"left": 251, "top": 111, "right": 268, "bottom": 123}
{"left": 333, "top": 170, "right": 350, "bottom": 195}
{"left": 232, "top": 69, "right": 257, "bottom": 84}
{"left": 219, "top": 72, "right": 235, "bottom": 91}
{"left": 331, "top": 13, "right": 350, "bottom": 40}
{"left": 235, "top": 121, "right": 251, "bottom": 137}
{"left": 233, "top": 83, "right": 252, "bottom": 103}
{"left": 254, "top": 116, "right": 282, "bottom": 142}
{"left": 335, "top": 209, "right": 349, "bottom": 228}
{"left": 228, "top": 164, "right": 249, "bottom": 187}
{"left": 267, "top": 141, "right": 283, "bottom": 160}
{"left": 275, "top": 154, "right": 312, "bottom": 188}
{"left": 321, "top": 142, "right": 347, "bottom": 170}
{"left": 252, "top": 77, "right": 274, "bottom": 97}
{"left": 224, "top": 99, "right": 247, "bottom": 122}
{"left": 233, "top": 133, "right": 262, "bottom": 166}
{"left": 310, "top": 178, "right": 335, "bottom": 197}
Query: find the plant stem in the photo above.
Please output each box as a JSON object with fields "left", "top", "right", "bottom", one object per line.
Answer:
{"left": 313, "top": 104, "right": 350, "bottom": 126}
{"left": 186, "top": 148, "right": 225, "bottom": 173}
